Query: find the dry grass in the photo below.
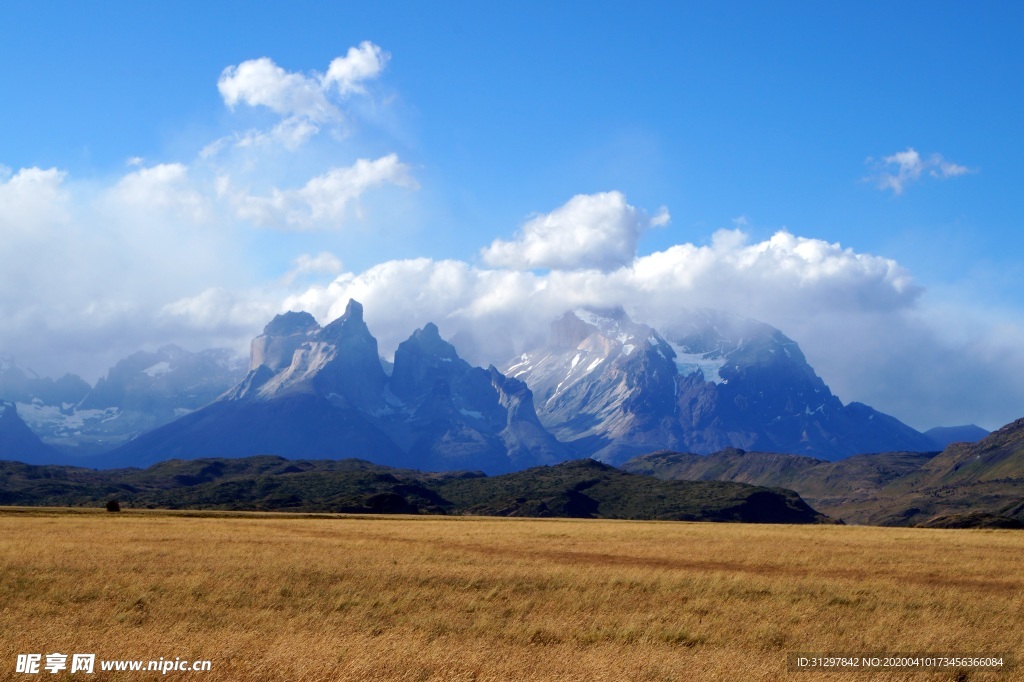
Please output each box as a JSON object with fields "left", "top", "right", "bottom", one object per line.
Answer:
{"left": 0, "top": 508, "right": 1020, "bottom": 681}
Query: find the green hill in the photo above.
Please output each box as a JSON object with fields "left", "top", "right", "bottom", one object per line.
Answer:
{"left": 0, "top": 455, "right": 830, "bottom": 524}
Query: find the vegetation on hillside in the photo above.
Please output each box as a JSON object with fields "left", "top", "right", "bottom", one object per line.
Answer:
{"left": 0, "top": 455, "right": 829, "bottom": 523}
{"left": 624, "top": 418, "right": 1024, "bottom": 526}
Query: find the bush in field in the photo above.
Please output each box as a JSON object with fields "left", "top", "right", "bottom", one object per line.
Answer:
{"left": 105, "top": 500, "right": 121, "bottom": 513}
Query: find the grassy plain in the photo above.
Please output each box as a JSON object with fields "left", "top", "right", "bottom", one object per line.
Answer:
{"left": 0, "top": 508, "right": 1020, "bottom": 681}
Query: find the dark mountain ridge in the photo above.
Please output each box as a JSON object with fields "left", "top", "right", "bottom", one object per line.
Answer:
{"left": 0, "top": 455, "right": 831, "bottom": 524}
{"left": 624, "top": 417, "right": 1024, "bottom": 527}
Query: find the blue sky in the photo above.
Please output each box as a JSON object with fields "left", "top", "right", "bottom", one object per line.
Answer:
{"left": 1, "top": 2, "right": 1022, "bottom": 430}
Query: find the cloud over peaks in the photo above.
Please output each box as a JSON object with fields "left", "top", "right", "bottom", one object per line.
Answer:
{"left": 286, "top": 225, "right": 921, "bottom": 369}
{"left": 481, "top": 191, "right": 668, "bottom": 271}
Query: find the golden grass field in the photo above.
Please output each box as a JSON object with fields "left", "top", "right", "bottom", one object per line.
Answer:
{"left": 1, "top": 508, "right": 1020, "bottom": 681}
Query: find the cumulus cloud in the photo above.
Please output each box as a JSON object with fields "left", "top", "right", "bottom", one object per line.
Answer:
{"left": 867, "top": 147, "right": 974, "bottom": 194}
{"left": 223, "top": 154, "right": 418, "bottom": 229}
{"left": 280, "top": 252, "right": 344, "bottom": 285}
{"left": 105, "top": 163, "right": 210, "bottom": 224}
{"left": 324, "top": 41, "right": 390, "bottom": 95}
{"left": 218, "top": 57, "right": 338, "bottom": 122}
{"left": 0, "top": 163, "right": 250, "bottom": 380}
{"left": 0, "top": 167, "right": 69, "bottom": 234}
{"left": 214, "top": 43, "right": 389, "bottom": 150}
{"left": 481, "top": 191, "right": 669, "bottom": 271}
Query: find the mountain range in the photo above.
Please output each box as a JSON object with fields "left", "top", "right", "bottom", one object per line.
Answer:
{"left": 107, "top": 301, "right": 568, "bottom": 473}
{"left": 1, "top": 347, "right": 245, "bottom": 456}
{"left": 0, "top": 300, "right": 987, "bottom": 475}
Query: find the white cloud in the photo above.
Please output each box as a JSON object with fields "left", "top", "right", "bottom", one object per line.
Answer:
{"left": 324, "top": 41, "right": 390, "bottom": 95}
{"left": 287, "top": 227, "right": 921, "bottom": 363}
{"left": 218, "top": 57, "right": 337, "bottom": 122}
{"left": 224, "top": 153, "right": 418, "bottom": 229}
{"left": 481, "top": 191, "right": 667, "bottom": 271}
{"left": 105, "top": 163, "right": 210, "bottom": 224}
{"left": 867, "top": 147, "right": 975, "bottom": 194}
{"left": 0, "top": 164, "right": 248, "bottom": 380}
{"left": 214, "top": 44, "right": 390, "bottom": 151}
{"left": 0, "top": 43, "right": 420, "bottom": 382}
{"left": 0, "top": 167, "right": 69, "bottom": 235}
{"left": 281, "top": 252, "right": 344, "bottom": 285}
{"left": 292, "top": 252, "right": 343, "bottom": 276}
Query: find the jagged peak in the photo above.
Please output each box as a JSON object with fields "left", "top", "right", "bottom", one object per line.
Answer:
{"left": 344, "top": 298, "right": 363, "bottom": 321}
{"left": 321, "top": 299, "right": 373, "bottom": 341}
{"left": 403, "top": 322, "right": 459, "bottom": 359}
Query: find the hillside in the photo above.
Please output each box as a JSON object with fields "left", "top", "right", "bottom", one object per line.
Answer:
{"left": 623, "top": 419, "right": 1024, "bottom": 526}
{"left": 0, "top": 456, "right": 831, "bottom": 524}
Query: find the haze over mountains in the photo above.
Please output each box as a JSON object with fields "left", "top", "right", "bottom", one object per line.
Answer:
{"left": 1, "top": 348, "right": 245, "bottom": 457}
{"left": 0, "top": 300, "right": 989, "bottom": 475}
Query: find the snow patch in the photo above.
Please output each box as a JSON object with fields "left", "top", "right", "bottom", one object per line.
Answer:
{"left": 506, "top": 353, "right": 533, "bottom": 378}
{"left": 16, "top": 402, "right": 122, "bottom": 431}
{"left": 142, "top": 361, "right": 172, "bottom": 377}
{"left": 573, "top": 308, "right": 610, "bottom": 329}
{"left": 621, "top": 344, "right": 636, "bottom": 356}
{"left": 668, "top": 343, "right": 727, "bottom": 384}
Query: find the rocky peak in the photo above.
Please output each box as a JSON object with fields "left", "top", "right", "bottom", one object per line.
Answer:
{"left": 551, "top": 311, "right": 599, "bottom": 349}
{"left": 320, "top": 299, "right": 372, "bottom": 344}
{"left": 251, "top": 312, "right": 320, "bottom": 373}
{"left": 263, "top": 311, "right": 320, "bottom": 337}
{"left": 390, "top": 323, "right": 469, "bottom": 401}
{"left": 408, "top": 323, "right": 459, "bottom": 359}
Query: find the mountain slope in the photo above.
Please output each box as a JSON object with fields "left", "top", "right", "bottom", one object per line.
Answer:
{"left": 625, "top": 417, "right": 1024, "bottom": 527}
{"left": 923, "top": 424, "right": 990, "bottom": 449}
{"left": 623, "top": 448, "right": 935, "bottom": 523}
{"left": 0, "top": 401, "right": 64, "bottom": 465}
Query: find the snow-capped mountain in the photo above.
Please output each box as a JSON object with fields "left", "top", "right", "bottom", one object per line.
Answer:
{"left": 506, "top": 307, "right": 935, "bottom": 464}
{"left": 6, "top": 346, "right": 246, "bottom": 456}
{"left": 109, "top": 300, "right": 570, "bottom": 473}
